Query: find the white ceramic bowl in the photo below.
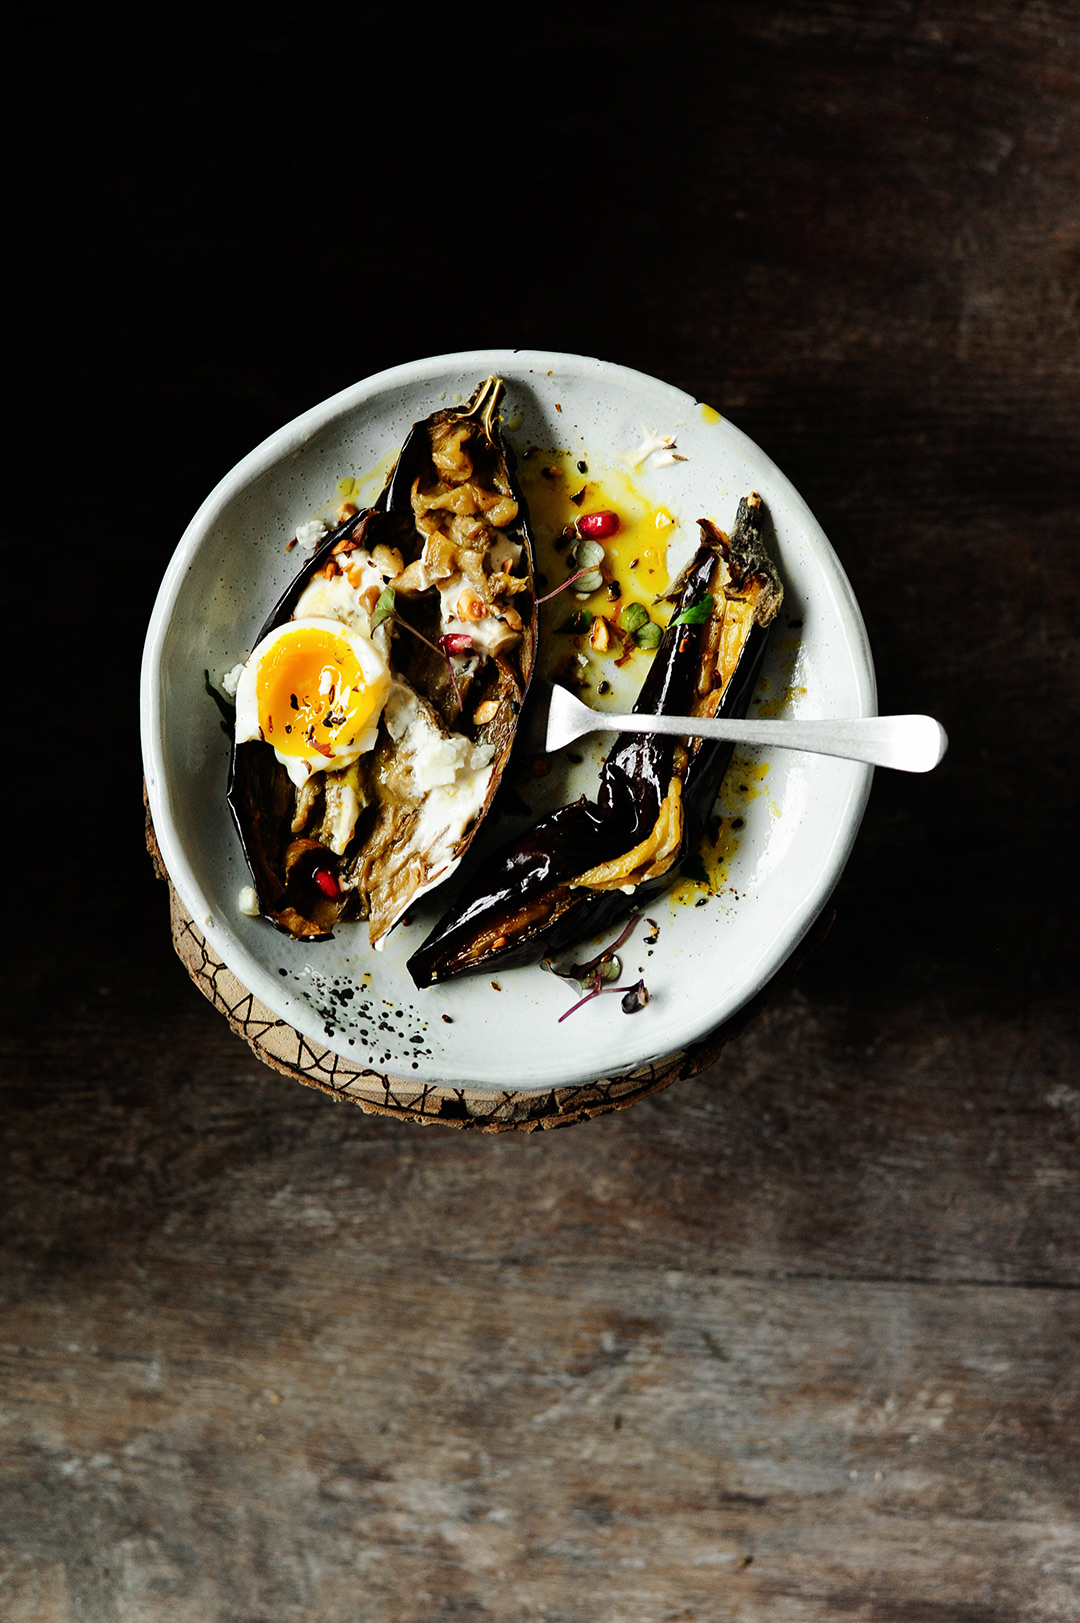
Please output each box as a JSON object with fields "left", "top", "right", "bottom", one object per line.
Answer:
{"left": 141, "top": 349, "right": 875, "bottom": 1091}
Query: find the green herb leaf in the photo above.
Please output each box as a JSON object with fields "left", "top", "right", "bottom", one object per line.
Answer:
{"left": 633, "top": 621, "right": 663, "bottom": 649}
{"left": 370, "top": 586, "right": 396, "bottom": 632}
{"left": 559, "top": 609, "right": 593, "bottom": 635}
{"left": 670, "top": 593, "right": 714, "bottom": 627}
{"left": 618, "top": 601, "right": 649, "bottom": 634}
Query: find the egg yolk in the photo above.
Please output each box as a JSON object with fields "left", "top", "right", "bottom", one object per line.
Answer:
{"left": 256, "top": 628, "right": 381, "bottom": 760}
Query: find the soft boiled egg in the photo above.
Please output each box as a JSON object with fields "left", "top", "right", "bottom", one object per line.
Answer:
{"left": 234, "top": 617, "right": 391, "bottom": 787}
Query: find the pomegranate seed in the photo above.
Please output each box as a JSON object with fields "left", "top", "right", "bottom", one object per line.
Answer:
{"left": 577, "top": 510, "right": 620, "bottom": 540}
{"left": 313, "top": 868, "right": 341, "bottom": 900}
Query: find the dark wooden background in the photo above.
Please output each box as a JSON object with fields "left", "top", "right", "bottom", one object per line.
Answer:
{"left": 6, "top": 5, "right": 1078, "bottom": 1619}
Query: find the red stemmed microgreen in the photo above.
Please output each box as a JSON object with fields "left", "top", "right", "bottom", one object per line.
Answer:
{"left": 535, "top": 566, "right": 599, "bottom": 606}
{"left": 557, "top": 973, "right": 624, "bottom": 1022}
{"left": 620, "top": 979, "right": 650, "bottom": 1013}
{"left": 566, "top": 911, "right": 642, "bottom": 981}
{"left": 371, "top": 586, "right": 471, "bottom": 712}
{"left": 536, "top": 535, "right": 608, "bottom": 605}
{"left": 543, "top": 913, "right": 649, "bottom": 1019}
{"left": 369, "top": 588, "right": 396, "bottom": 634}
{"left": 556, "top": 970, "right": 649, "bottom": 1022}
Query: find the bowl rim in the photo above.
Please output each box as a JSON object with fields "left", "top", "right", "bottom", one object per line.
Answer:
{"left": 141, "top": 347, "right": 876, "bottom": 1089}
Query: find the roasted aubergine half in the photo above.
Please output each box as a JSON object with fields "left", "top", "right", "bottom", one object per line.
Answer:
{"left": 227, "top": 377, "right": 537, "bottom": 945}
{"left": 407, "top": 492, "right": 783, "bottom": 986}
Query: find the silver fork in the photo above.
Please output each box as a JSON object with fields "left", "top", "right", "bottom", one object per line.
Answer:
{"left": 543, "top": 684, "right": 947, "bottom": 773}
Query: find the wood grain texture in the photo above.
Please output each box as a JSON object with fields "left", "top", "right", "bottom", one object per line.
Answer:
{"left": 6, "top": 0, "right": 1079, "bottom": 1617}
{"left": 3, "top": 940, "right": 1077, "bottom": 1619}
{"left": 2, "top": 1262, "right": 1077, "bottom": 1622}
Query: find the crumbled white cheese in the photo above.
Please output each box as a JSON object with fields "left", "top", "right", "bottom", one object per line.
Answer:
{"left": 221, "top": 663, "right": 244, "bottom": 698}
{"left": 437, "top": 577, "right": 521, "bottom": 657}
{"left": 295, "top": 519, "right": 327, "bottom": 551}
{"left": 488, "top": 534, "right": 523, "bottom": 573}
{"left": 344, "top": 548, "right": 397, "bottom": 600}
{"left": 383, "top": 683, "right": 420, "bottom": 741}
{"left": 369, "top": 695, "right": 500, "bottom": 948}
{"left": 294, "top": 567, "right": 361, "bottom": 623}
{"left": 238, "top": 886, "right": 260, "bottom": 917}
{"left": 622, "top": 429, "right": 678, "bottom": 469}
{"left": 324, "top": 778, "right": 361, "bottom": 855}
{"left": 411, "top": 732, "right": 495, "bottom": 794}
{"left": 292, "top": 554, "right": 393, "bottom": 658}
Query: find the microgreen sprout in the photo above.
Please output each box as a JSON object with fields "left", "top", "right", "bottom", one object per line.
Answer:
{"left": 370, "top": 586, "right": 468, "bottom": 711}
{"left": 536, "top": 566, "right": 599, "bottom": 606}
{"left": 543, "top": 913, "right": 648, "bottom": 1020}
{"left": 370, "top": 587, "right": 396, "bottom": 632}
{"left": 567, "top": 911, "right": 641, "bottom": 983}
{"left": 557, "top": 974, "right": 619, "bottom": 1022}
{"left": 574, "top": 538, "right": 606, "bottom": 569}
{"left": 537, "top": 536, "right": 610, "bottom": 607}
{"left": 621, "top": 979, "right": 650, "bottom": 1013}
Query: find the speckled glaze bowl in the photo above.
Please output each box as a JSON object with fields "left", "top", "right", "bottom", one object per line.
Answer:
{"left": 141, "top": 350, "right": 875, "bottom": 1092}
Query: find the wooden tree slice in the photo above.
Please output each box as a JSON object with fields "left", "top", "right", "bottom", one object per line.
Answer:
{"left": 147, "top": 789, "right": 826, "bottom": 1132}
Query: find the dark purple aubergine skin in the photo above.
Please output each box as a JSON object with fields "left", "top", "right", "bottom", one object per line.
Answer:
{"left": 407, "top": 534, "right": 774, "bottom": 987}
{"left": 225, "top": 504, "right": 374, "bottom": 939}
{"left": 226, "top": 377, "right": 538, "bottom": 941}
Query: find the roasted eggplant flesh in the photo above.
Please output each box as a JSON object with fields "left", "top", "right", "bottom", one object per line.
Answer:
{"left": 407, "top": 493, "right": 782, "bottom": 986}
{"left": 227, "top": 378, "right": 537, "bottom": 945}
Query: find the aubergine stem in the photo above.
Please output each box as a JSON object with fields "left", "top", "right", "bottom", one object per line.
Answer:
{"left": 384, "top": 377, "right": 507, "bottom": 522}
{"left": 406, "top": 497, "right": 782, "bottom": 987}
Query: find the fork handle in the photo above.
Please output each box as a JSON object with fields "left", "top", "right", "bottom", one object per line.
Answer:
{"left": 602, "top": 711, "right": 948, "bottom": 773}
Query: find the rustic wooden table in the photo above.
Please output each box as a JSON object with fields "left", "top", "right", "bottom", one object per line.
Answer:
{"left": 6, "top": 5, "right": 1078, "bottom": 1619}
